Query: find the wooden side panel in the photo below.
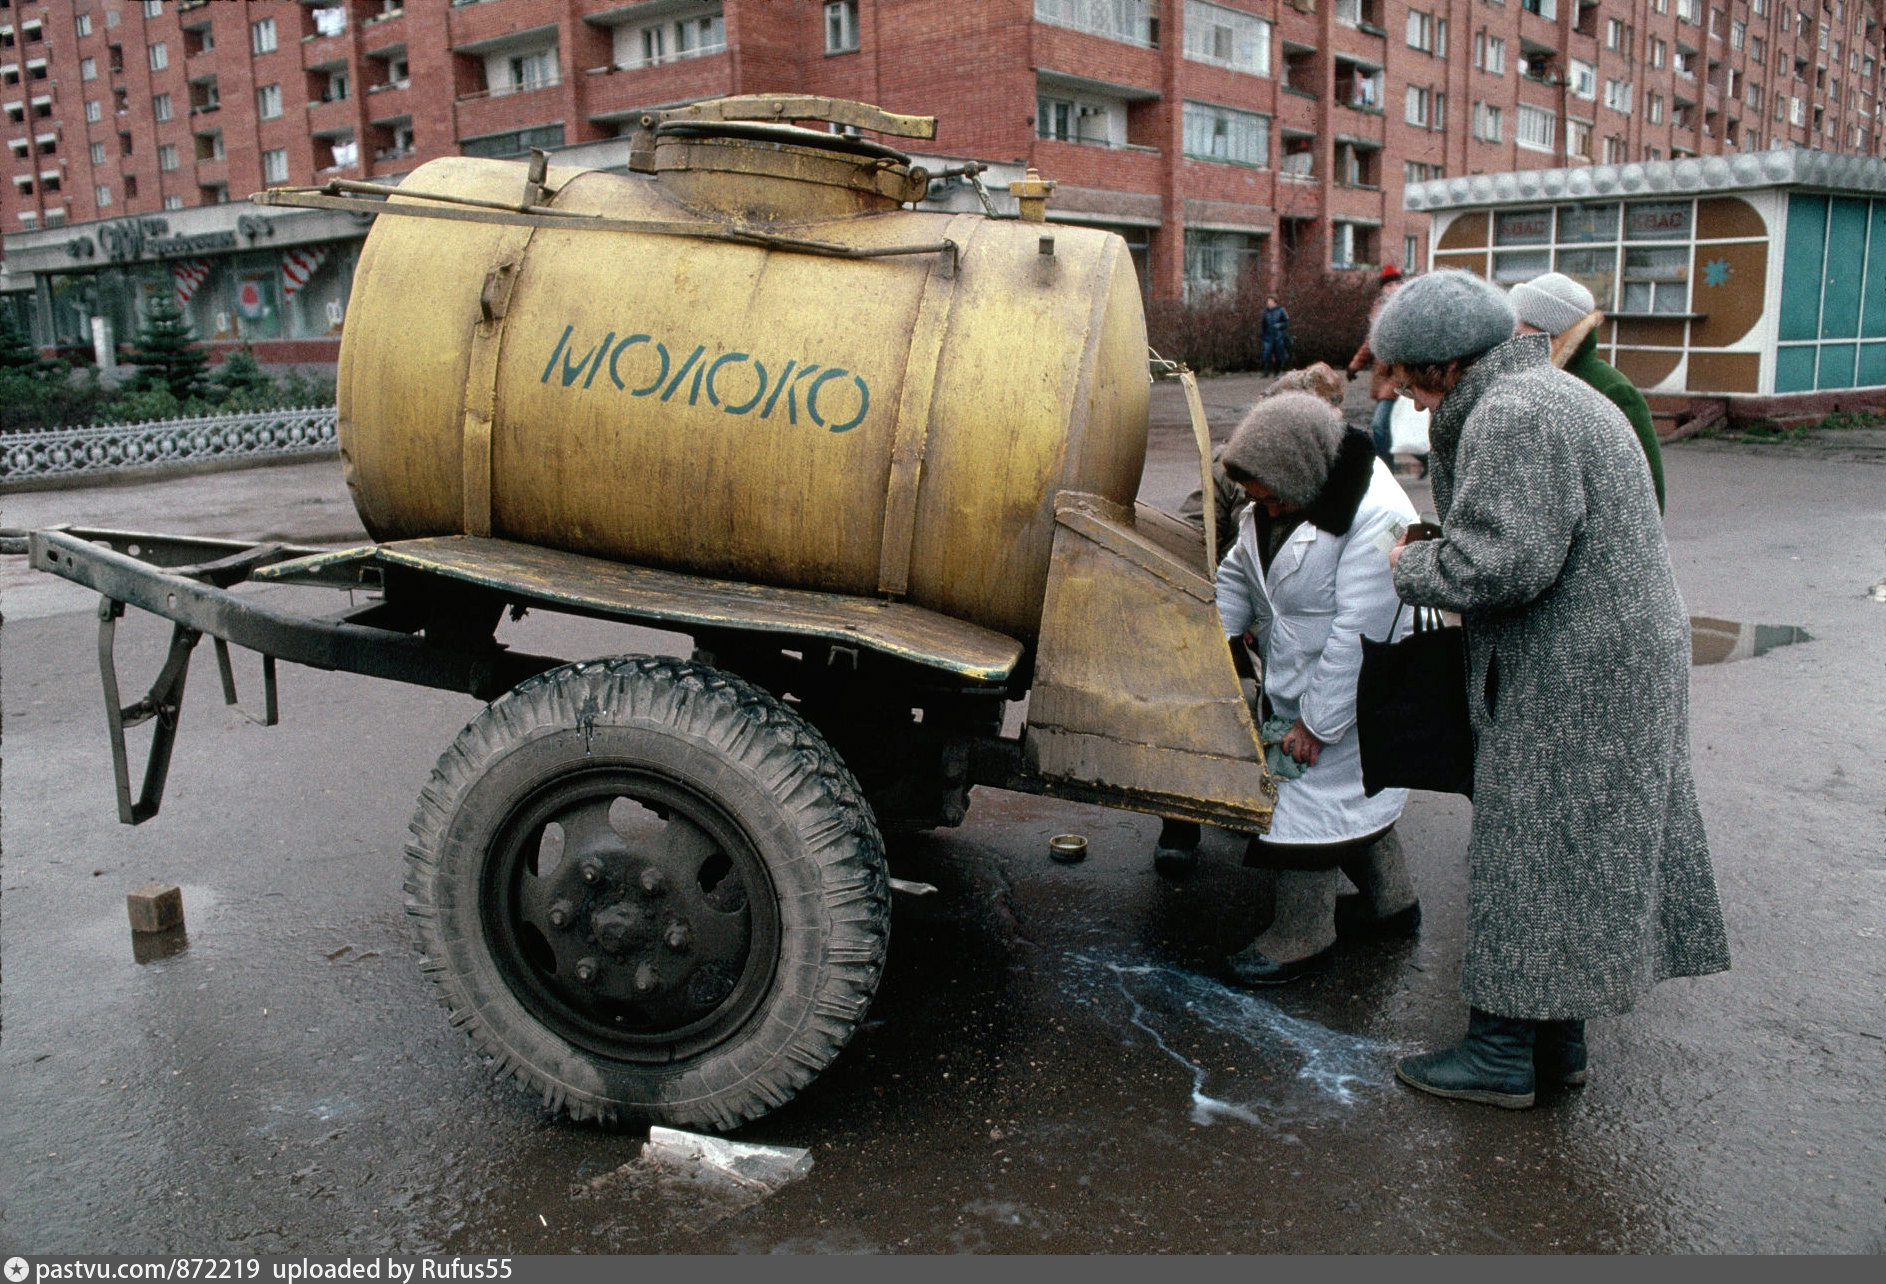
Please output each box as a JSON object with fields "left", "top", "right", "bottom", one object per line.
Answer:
{"left": 1024, "top": 495, "right": 1275, "bottom": 831}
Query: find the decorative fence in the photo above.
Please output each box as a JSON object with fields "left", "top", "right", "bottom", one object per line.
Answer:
{"left": 0, "top": 407, "right": 339, "bottom": 485}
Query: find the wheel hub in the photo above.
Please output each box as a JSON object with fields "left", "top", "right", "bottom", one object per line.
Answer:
{"left": 489, "top": 773, "right": 774, "bottom": 1055}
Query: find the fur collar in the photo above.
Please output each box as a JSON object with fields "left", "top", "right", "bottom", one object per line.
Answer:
{"left": 1550, "top": 309, "right": 1605, "bottom": 368}
{"left": 1303, "top": 428, "right": 1377, "bottom": 536}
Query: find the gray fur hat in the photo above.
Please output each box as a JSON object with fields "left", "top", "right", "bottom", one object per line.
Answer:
{"left": 1368, "top": 269, "right": 1516, "bottom": 368}
{"left": 1219, "top": 391, "right": 1346, "bottom": 507}
{"left": 1510, "top": 271, "right": 1596, "bottom": 335}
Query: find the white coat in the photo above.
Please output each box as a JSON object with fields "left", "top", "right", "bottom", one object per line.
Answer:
{"left": 1216, "top": 457, "right": 1417, "bottom": 845}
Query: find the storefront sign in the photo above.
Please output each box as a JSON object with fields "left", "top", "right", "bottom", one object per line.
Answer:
{"left": 1625, "top": 201, "right": 1692, "bottom": 240}
{"left": 67, "top": 217, "right": 242, "bottom": 265}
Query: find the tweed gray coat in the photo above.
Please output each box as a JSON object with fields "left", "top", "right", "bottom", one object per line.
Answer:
{"left": 1392, "top": 334, "right": 1730, "bottom": 1020}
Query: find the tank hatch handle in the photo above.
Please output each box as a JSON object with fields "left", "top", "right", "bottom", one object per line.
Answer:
{"left": 661, "top": 96, "right": 938, "bottom": 141}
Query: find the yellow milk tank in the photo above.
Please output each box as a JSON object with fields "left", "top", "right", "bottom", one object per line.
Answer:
{"left": 338, "top": 119, "right": 1149, "bottom": 642}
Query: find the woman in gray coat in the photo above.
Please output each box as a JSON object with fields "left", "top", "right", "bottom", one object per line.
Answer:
{"left": 1369, "top": 270, "right": 1730, "bottom": 1109}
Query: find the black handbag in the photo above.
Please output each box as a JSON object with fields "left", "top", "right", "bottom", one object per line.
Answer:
{"left": 1357, "top": 604, "right": 1475, "bottom": 797}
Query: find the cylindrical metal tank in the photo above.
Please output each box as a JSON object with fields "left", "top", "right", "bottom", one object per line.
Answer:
{"left": 338, "top": 122, "right": 1148, "bottom": 642}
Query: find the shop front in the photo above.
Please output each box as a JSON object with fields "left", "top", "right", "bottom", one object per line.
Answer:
{"left": 1405, "top": 149, "right": 1886, "bottom": 401}
{"left": 1, "top": 201, "right": 366, "bottom": 368}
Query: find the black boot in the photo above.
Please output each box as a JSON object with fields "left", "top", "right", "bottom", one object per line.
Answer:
{"left": 1154, "top": 818, "right": 1200, "bottom": 879}
{"left": 1395, "top": 1008, "right": 1537, "bottom": 1109}
{"left": 1534, "top": 1019, "right": 1588, "bottom": 1088}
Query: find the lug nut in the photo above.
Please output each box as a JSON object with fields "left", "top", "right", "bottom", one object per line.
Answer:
{"left": 548, "top": 900, "right": 574, "bottom": 929}
{"left": 579, "top": 860, "right": 604, "bottom": 885}
{"left": 664, "top": 923, "right": 692, "bottom": 953}
{"left": 633, "top": 963, "right": 658, "bottom": 995}
{"left": 639, "top": 867, "right": 665, "bottom": 896}
{"left": 574, "top": 957, "right": 600, "bottom": 984}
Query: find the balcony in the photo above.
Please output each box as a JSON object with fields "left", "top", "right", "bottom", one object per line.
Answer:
{"left": 583, "top": 52, "right": 732, "bottom": 121}
{"left": 306, "top": 95, "right": 355, "bottom": 136}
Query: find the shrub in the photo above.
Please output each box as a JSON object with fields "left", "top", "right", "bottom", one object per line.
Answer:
{"left": 122, "top": 293, "right": 210, "bottom": 401}
{"left": 1144, "top": 271, "right": 1385, "bottom": 374}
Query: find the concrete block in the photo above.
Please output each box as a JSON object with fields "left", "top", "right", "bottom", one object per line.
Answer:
{"left": 127, "top": 883, "right": 184, "bottom": 934}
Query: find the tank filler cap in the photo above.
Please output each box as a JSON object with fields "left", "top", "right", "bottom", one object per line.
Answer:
{"left": 654, "top": 118, "right": 913, "bottom": 166}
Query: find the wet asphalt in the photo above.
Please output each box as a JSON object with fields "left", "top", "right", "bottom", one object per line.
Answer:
{"left": 1, "top": 387, "right": 1883, "bottom": 1253}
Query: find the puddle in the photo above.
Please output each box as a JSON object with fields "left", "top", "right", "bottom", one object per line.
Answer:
{"left": 1068, "top": 950, "right": 1397, "bottom": 1129}
{"left": 1690, "top": 617, "right": 1811, "bottom": 666}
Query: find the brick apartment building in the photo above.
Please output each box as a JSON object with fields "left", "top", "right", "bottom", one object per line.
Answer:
{"left": 4, "top": 0, "right": 1883, "bottom": 361}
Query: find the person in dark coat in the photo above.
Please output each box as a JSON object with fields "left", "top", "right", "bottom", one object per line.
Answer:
{"left": 1259, "top": 296, "right": 1291, "bottom": 376}
{"left": 1509, "top": 272, "right": 1666, "bottom": 513}
{"left": 1369, "top": 269, "right": 1730, "bottom": 1109}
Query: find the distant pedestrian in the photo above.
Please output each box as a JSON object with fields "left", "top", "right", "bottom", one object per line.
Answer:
{"left": 1509, "top": 271, "right": 1666, "bottom": 512}
{"left": 1346, "top": 264, "right": 1405, "bottom": 468}
{"left": 1259, "top": 296, "right": 1291, "bottom": 376}
{"left": 1371, "top": 269, "right": 1729, "bottom": 1110}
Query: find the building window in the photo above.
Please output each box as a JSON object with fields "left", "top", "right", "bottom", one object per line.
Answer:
{"left": 1473, "top": 100, "right": 1503, "bottom": 141}
{"left": 1520, "top": 0, "right": 1556, "bottom": 17}
{"left": 1752, "top": 35, "right": 1765, "bottom": 62}
{"left": 1602, "top": 135, "right": 1625, "bottom": 163}
{"left": 149, "top": 42, "right": 167, "bottom": 71}
{"left": 159, "top": 142, "right": 177, "bottom": 170}
{"left": 1567, "top": 118, "right": 1592, "bottom": 159}
{"left": 1649, "top": 93, "right": 1665, "bottom": 123}
{"left": 1331, "top": 221, "right": 1377, "bottom": 270}
{"left": 1407, "top": 10, "right": 1447, "bottom": 55}
{"left": 194, "top": 130, "right": 225, "bottom": 161}
{"left": 1606, "top": 18, "right": 1631, "bottom": 55}
{"left": 1476, "top": 33, "right": 1506, "bottom": 75}
{"left": 95, "top": 183, "right": 112, "bottom": 207}
{"left": 461, "top": 123, "right": 565, "bottom": 160}
{"left": 1184, "top": 2, "right": 1270, "bottom": 75}
{"left": 1791, "top": 95, "right": 1806, "bottom": 125}
{"left": 479, "top": 45, "right": 552, "bottom": 96}
{"left": 1037, "top": 91, "right": 1129, "bottom": 146}
{"left": 252, "top": 17, "right": 277, "bottom": 56}
{"left": 1404, "top": 233, "right": 1420, "bottom": 269}
{"left": 1747, "top": 83, "right": 1763, "bottom": 112}
{"left": 1517, "top": 103, "right": 1557, "bottom": 151}
{"left": 622, "top": 7, "right": 725, "bottom": 68}
{"left": 313, "top": 6, "right": 348, "bottom": 39}
{"left": 263, "top": 147, "right": 288, "bottom": 183}
{"left": 1335, "top": 59, "right": 1384, "bottom": 110}
{"left": 1033, "top": 0, "right": 1157, "bottom": 48}
{"left": 76, "top": 13, "right": 93, "bottom": 38}
{"left": 144, "top": 1, "right": 165, "bottom": 17}
{"left": 1178, "top": 99, "right": 1267, "bottom": 166}
{"left": 1730, "top": 19, "right": 1745, "bottom": 50}
{"left": 153, "top": 92, "right": 172, "bottom": 121}
{"left": 1674, "top": 45, "right": 1699, "bottom": 77}
{"left": 1571, "top": 59, "right": 1597, "bottom": 99}
{"left": 257, "top": 82, "right": 282, "bottom": 120}
{"left": 1184, "top": 228, "right": 1260, "bottom": 297}
{"left": 80, "top": 56, "right": 97, "bottom": 80}
{"left": 1405, "top": 85, "right": 1434, "bottom": 126}
{"left": 90, "top": 140, "right": 107, "bottom": 165}
{"left": 825, "top": 1, "right": 860, "bottom": 53}
{"left": 1676, "top": 0, "right": 1700, "bottom": 21}
{"left": 1605, "top": 79, "right": 1634, "bottom": 113}
{"left": 85, "top": 99, "right": 101, "bottom": 123}
{"left": 164, "top": 194, "right": 183, "bottom": 210}
{"left": 1649, "top": 38, "right": 1666, "bottom": 69}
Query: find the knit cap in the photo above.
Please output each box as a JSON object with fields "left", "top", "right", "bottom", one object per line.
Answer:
{"left": 1266, "top": 361, "right": 1345, "bottom": 407}
{"left": 1368, "top": 269, "right": 1516, "bottom": 368}
{"left": 1509, "top": 271, "right": 1598, "bottom": 335}
{"left": 1218, "top": 391, "right": 1347, "bottom": 508}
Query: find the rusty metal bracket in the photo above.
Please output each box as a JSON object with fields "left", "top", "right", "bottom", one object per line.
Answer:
{"left": 212, "top": 638, "right": 278, "bottom": 727}
{"left": 97, "top": 598, "right": 201, "bottom": 825}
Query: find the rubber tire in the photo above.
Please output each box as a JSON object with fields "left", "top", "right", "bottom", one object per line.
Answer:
{"left": 403, "top": 655, "right": 889, "bottom": 1131}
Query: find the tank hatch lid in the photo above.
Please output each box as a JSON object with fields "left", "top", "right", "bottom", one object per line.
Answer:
{"left": 655, "top": 119, "right": 913, "bottom": 166}
{"left": 258, "top": 536, "right": 1023, "bottom": 683}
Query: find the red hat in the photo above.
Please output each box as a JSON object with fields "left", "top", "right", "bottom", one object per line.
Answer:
{"left": 1379, "top": 263, "right": 1404, "bottom": 283}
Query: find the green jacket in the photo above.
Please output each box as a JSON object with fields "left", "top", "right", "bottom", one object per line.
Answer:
{"left": 1564, "top": 330, "right": 1665, "bottom": 513}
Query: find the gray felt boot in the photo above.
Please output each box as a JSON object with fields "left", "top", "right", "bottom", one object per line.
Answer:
{"left": 1227, "top": 867, "right": 1341, "bottom": 986}
{"left": 1335, "top": 827, "right": 1421, "bottom": 938}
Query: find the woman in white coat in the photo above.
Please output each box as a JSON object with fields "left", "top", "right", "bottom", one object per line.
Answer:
{"left": 1214, "top": 391, "right": 1423, "bottom": 985}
